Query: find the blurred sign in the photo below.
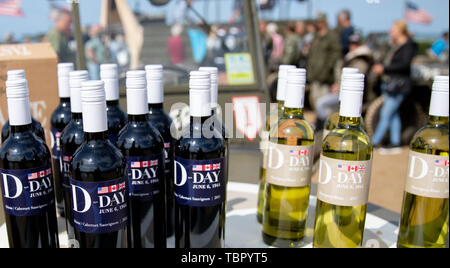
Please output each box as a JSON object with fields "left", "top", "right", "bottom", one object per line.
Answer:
{"left": 232, "top": 95, "right": 262, "bottom": 141}
{"left": 225, "top": 53, "right": 254, "bottom": 85}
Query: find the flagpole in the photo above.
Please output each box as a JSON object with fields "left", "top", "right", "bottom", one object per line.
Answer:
{"left": 71, "top": 0, "right": 86, "bottom": 70}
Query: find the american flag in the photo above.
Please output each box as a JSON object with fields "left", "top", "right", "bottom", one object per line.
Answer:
{"left": 192, "top": 164, "right": 221, "bottom": 171}
{"left": 28, "top": 168, "right": 51, "bottom": 180}
{"left": 405, "top": 1, "right": 432, "bottom": 24}
{"left": 0, "top": 0, "right": 23, "bottom": 17}
{"left": 435, "top": 159, "right": 449, "bottom": 167}
{"left": 337, "top": 164, "right": 364, "bottom": 172}
{"left": 130, "top": 160, "right": 158, "bottom": 168}
{"left": 289, "top": 149, "right": 310, "bottom": 156}
{"left": 98, "top": 182, "right": 126, "bottom": 195}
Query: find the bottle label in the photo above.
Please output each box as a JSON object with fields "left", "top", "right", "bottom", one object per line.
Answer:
{"left": 317, "top": 155, "right": 373, "bottom": 206}
{"left": 174, "top": 157, "right": 226, "bottom": 207}
{"left": 127, "top": 154, "right": 164, "bottom": 201}
{"left": 266, "top": 143, "right": 314, "bottom": 187}
{"left": 50, "top": 127, "right": 62, "bottom": 160}
{"left": 61, "top": 154, "right": 73, "bottom": 189}
{"left": 322, "top": 129, "right": 331, "bottom": 141}
{"left": 404, "top": 151, "right": 449, "bottom": 199}
{"left": 69, "top": 176, "right": 129, "bottom": 234}
{"left": 260, "top": 131, "right": 269, "bottom": 169}
{"left": 164, "top": 142, "right": 173, "bottom": 175}
{"left": 0, "top": 165, "right": 55, "bottom": 216}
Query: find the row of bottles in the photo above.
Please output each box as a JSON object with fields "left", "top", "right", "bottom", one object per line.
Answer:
{"left": 0, "top": 63, "right": 228, "bottom": 248}
{"left": 258, "top": 65, "right": 448, "bottom": 248}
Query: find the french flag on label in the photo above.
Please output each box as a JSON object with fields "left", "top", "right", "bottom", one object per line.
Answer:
{"left": 338, "top": 164, "right": 365, "bottom": 172}
{"left": 435, "top": 160, "right": 449, "bottom": 167}
{"left": 28, "top": 168, "right": 52, "bottom": 180}
{"left": 192, "top": 163, "right": 221, "bottom": 171}
{"left": 98, "top": 182, "right": 126, "bottom": 194}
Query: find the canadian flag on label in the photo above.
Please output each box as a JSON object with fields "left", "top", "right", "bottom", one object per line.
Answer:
{"left": 232, "top": 95, "right": 263, "bottom": 141}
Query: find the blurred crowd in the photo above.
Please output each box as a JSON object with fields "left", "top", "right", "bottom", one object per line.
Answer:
{"left": 2, "top": 8, "right": 130, "bottom": 80}
{"left": 259, "top": 10, "right": 448, "bottom": 149}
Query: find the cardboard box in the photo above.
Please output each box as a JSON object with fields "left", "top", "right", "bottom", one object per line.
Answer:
{"left": 0, "top": 43, "right": 59, "bottom": 148}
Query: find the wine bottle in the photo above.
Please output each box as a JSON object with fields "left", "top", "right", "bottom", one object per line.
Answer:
{"left": 397, "top": 76, "right": 449, "bottom": 248}
{"left": 313, "top": 73, "right": 373, "bottom": 248}
{"left": 262, "top": 68, "right": 315, "bottom": 247}
{"left": 60, "top": 70, "right": 89, "bottom": 247}
{"left": 117, "top": 70, "right": 167, "bottom": 248}
{"left": 174, "top": 71, "right": 227, "bottom": 248}
{"left": 51, "top": 62, "right": 74, "bottom": 217}
{"left": 145, "top": 65, "right": 176, "bottom": 238}
{"left": 1, "top": 70, "right": 46, "bottom": 144}
{"left": 0, "top": 78, "right": 59, "bottom": 248}
{"left": 100, "top": 64, "right": 127, "bottom": 143}
{"left": 322, "top": 67, "right": 359, "bottom": 140}
{"left": 70, "top": 80, "right": 128, "bottom": 248}
{"left": 257, "top": 65, "right": 296, "bottom": 223}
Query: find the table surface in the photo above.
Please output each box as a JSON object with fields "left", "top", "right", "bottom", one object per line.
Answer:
{"left": 0, "top": 182, "right": 401, "bottom": 248}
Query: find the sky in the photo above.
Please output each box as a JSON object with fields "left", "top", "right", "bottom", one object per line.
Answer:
{"left": 0, "top": 0, "right": 448, "bottom": 41}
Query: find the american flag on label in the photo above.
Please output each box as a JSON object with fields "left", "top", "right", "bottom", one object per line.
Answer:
{"left": 338, "top": 164, "right": 365, "bottom": 172}
{"left": 289, "top": 149, "right": 310, "bottom": 156}
{"left": 435, "top": 160, "right": 449, "bottom": 167}
{"left": 192, "top": 163, "right": 221, "bottom": 171}
{"left": 28, "top": 168, "right": 52, "bottom": 180}
{"left": 130, "top": 160, "right": 158, "bottom": 168}
{"left": 98, "top": 182, "right": 126, "bottom": 195}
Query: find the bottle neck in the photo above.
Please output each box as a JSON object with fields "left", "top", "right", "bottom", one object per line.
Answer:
{"left": 10, "top": 124, "right": 32, "bottom": 135}
{"left": 282, "top": 107, "right": 304, "bottom": 119}
{"left": 337, "top": 116, "right": 362, "bottom": 128}
{"left": 84, "top": 131, "right": 108, "bottom": 142}
{"left": 128, "top": 114, "right": 149, "bottom": 122}
{"left": 428, "top": 115, "right": 449, "bottom": 126}
{"left": 148, "top": 103, "right": 163, "bottom": 113}
{"left": 107, "top": 100, "right": 120, "bottom": 107}
{"left": 60, "top": 97, "right": 71, "bottom": 105}
{"left": 71, "top": 112, "right": 82, "bottom": 120}
{"left": 190, "top": 115, "right": 210, "bottom": 125}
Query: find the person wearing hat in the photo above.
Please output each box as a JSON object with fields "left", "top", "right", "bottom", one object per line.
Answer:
{"left": 307, "top": 13, "right": 342, "bottom": 110}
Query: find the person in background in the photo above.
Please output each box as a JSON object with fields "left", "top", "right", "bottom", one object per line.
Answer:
{"left": 266, "top": 22, "right": 284, "bottom": 71}
{"left": 295, "top": 21, "right": 308, "bottom": 68}
{"left": 315, "top": 31, "right": 373, "bottom": 129}
{"left": 46, "top": 8, "right": 74, "bottom": 63}
{"left": 110, "top": 33, "right": 130, "bottom": 71}
{"left": 337, "top": 9, "right": 355, "bottom": 56}
{"left": 3, "top": 33, "right": 15, "bottom": 44}
{"left": 23, "top": 36, "right": 33, "bottom": 44}
{"left": 280, "top": 22, "right": 300, "bottom": 66}
{"left": 307, "top": 13, "right": 341, "bottom": 110}
{"left": 168, "top": 24, "right": 185, "bottom": 65}
{"left": 229, "top": 0, "right": 244, "bottom": 24}
{"left": 85, "top": 25, "right": 106, "bottom": 80}
{"left": 429, "top": 32, "right": 449, "bottom": 62}
{"left": 260, "top": 21, "right": 273, "bottom": 66}
{"left": 371, "top": 20, "right": 417, "bottom": 151}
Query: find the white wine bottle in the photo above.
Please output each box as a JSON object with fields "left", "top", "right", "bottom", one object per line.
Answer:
{"left": 257, "top": 65, "right": 296, "bottom": 223}
{"left": 397, "top": 76, "right": 449, "bottom": 248}
{"left": 313, "top": 73, "right": 373, "bottom": 248}
{"left": 262, "top": 68, "right": 315, "bottom": 247}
